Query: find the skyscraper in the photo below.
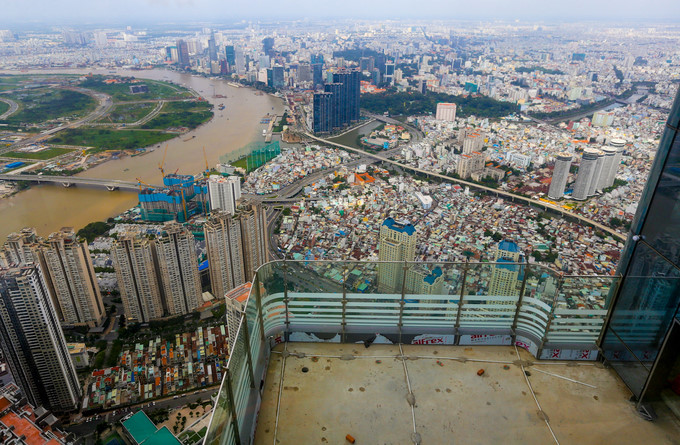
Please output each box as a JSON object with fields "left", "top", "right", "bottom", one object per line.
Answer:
{"left": 155, "top": 222, "right": 202, "bottom": 316}
{"left": 377, "top": 218, "right": 416, "bottom": 293}
{"left": 313, "top": 92, "right": 333, "bottom": 133}
{"left": 488, "top": 240, "right": 522, "bottom": 300}
{"left": 597, "top": 146, "right": 620, "bottom": 191}
{"left": 236, "top": 199, "right": 268, "bottom": 281}
{"left": 0, "top": 265, "right": 81, "bottom": 412}
{"left": 548, "top": 152, "right": 573, "bottom": 200}
{"left": 313, "top": 69, "right": 360, "bottom": 133}
{"left": 177, "top": 39, "right": 190, "bottom": 68}
{"left": 312, "top": 63, "right": 323, "bottom": 88}
{"left": 332, "top": 69, "right": 361, "bottom": 123}
{"left": 224, "top": 282, "right": 251, "bottom": 354}
{"left": 225, "top": 45, "right": 235, "bottom": 67}
{"left": 272, "top": 65, "right": 285, "bottom": 89}
{"left": 111, "top": 233, "right": 164, "bottom": 323}
{"left": 208, "top": 33, "right": 217, "bottom": 62}
{"left": 323, "top": 82, "right": 343, "bottom": 129}
{"left": 42, "top": 228, "right": 105, "bottom": 327}
{"left": 205, "top": 211, "right": 245, "bottom": 299}
{"left": 4, "top": 229, "right": 62, "bottom": 321}
{"left": 208, "top": 175, "right": 241, "bottom": 215}
{"left": 572, "top": 148, "right": 600, "bottom": 200}
{"left": 262, "top": 37, "right": 275, "bottom": 56}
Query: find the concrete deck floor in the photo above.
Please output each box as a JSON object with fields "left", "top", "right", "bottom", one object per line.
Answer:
{"left": 254, "top": 343, "right": 680, "bottom": 445}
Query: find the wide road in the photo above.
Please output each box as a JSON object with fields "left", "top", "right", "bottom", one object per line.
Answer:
{"left": 0, "top": 97, "right": 18, "bottom": 119}
{"left": 305, "top": 132, "right": 626, "bottom": 240}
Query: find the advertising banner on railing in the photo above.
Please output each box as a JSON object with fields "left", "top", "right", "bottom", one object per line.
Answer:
{"left": 411, "top": 334, "right": 455, "bottom": 345}
{"left": 459, "top": 334, "right": 512, "bottom": 346}
{"left": 514, "top": 335, "right": 539, "bottom": 356}
{"left": 539, "top": 348, "right": 599, "bottom": 361}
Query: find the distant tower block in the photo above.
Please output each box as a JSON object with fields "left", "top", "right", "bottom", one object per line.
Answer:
{"left": 572, "top": 148, "right": 600, "bottom": 200}
{"left": 436, "top": 103, "right": 457, "bottom": 122}
{"left": 548, "top": 152, "right": 573, "bottom": 200}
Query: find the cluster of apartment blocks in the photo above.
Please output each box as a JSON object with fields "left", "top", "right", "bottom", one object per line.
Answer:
{"left": 312, "top": 69, "right": 361, "bottom": 133}
{"left": 548, "top": 140, "right": 624, "bottom": 200}
{"left": 112, "top": 197, "right": 266, "bottom": 324}
{"left": 0, "top": 184, "right": 265, "bottom": 413}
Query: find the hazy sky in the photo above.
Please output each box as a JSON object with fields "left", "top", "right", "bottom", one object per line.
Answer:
{"left": 6, "top": 0, "right": 680, "bottom": 25}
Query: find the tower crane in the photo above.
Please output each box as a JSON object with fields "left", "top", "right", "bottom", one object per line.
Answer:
{"left": 158, "top": 144, "right": 169, "bottom": 178}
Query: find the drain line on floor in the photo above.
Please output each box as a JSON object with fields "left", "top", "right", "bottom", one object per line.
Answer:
{"left": 399, "top": 344, "right": 421, "bottom": 444}
{"left": 273, "top": 342, "right": 288, "bottom": 445}
{"left": 514, "top": 345, "right": 560, "bottom": 445}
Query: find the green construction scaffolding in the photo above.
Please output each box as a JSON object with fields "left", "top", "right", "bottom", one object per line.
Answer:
{"left": 219, "top": 140, "right": 281, "bottom": 173}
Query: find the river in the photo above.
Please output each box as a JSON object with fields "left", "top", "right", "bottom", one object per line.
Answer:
{"left": 0, "top": 68, "right": 284, "bottom": 239}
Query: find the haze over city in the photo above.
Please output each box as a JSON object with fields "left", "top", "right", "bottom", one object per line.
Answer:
{"left": 6, "top": 0, "right": 680, "bottom": 23}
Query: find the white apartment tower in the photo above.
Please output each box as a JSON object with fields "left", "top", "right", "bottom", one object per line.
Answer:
{"left": 572, "top": 148, "right": 601, "bottom": 200}
{"left": 435, "top": 102, "right": 457, "bottom": 122}
{"left": 377, "top": 218, "right": 417, "bottom": 293}
{"left": 237, "top": 200, "right": 268, "bottom": 281}
{"left": 155, "top": 222, "right": 202, "bottom": 316}
{"left": 548, "top": 153, "right": 573, "bottom": 200}
{"left": 224, "top": 282, "right": 251, "bottom": 354}
{"left": 42, "top": 228, "right": 105, "bottom": 327}
{"left": 0, "top": 265, "right": 81, "bottom": 412}
{"left": 488, "top": 241, "right": 522, "bottom": 302}
{"left": 208, "top": 175, "right": 242, "bottom": 215}
{"left": 111, "top": 233, "right": 164, "bottom": 322}
{"left": 205, "top": 211, "right": 246, "bottom": 300}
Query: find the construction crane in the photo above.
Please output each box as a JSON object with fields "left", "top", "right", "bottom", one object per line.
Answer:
{"left": 136, "top": 177, "right": 155, "bottom": 192}
{"left": 202, "top": 146, "right": 209, "bottom": 175}
{"left": 158, "top": 144, "right": 169, "bottom": 178}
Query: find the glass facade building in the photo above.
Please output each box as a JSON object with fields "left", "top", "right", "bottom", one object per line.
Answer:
{"left": 600, "top": 87, "right": 680, "bottom": 413}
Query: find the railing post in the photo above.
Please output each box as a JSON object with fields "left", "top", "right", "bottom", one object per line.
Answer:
{"left": 454, "top": 260, "right": 469, "bottom": 344}
{"left": 224, "top": 368, "right": 242, "bottom": 445}
{"left": 398, "top": 261, "right": 408, "bottom": 344}
{"left": 511, "top": 258, "right": 530, "bottom": 341}
{"left": 282, "top": 258, "right": 290, "bottom": 343}
{"left": 341, "top": 262, "right": 348, "bottom": 343}
{"left": 253, "top": 273, "right": 266, "bottom": 342}
{"left": 241, "top": 312, "right": 256, "bottom": 389}
{"left": 540, "top": 275, "right": 564, "bottom": 355}
{"left": 596, "top": 275, "right": 622, "bottom": 349}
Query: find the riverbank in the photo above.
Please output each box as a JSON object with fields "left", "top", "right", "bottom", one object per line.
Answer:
{"left": 0, "top": 67, "right": 285, "bottom": 239}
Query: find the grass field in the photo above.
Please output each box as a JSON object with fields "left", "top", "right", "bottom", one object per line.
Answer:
{"left": 162, "top": 100, "right": 212, "bottom": 113}
{"left": 230, "top": 157, "right": 248, "bottom": 169}
{"left": 1, "top": 89, "right": 97, "bottom": 124}
{"left": 0, "top": 101, "right": 9, "bottom": 115}
{"left": 141, "top": 109, "right": 212, "bottom": 130}
{"left": 49, "top": 129, "right": 175, "bottom": 150}
{"left": 96, "top": 102, "right": 156, "bottom": 124}
{"left": 5, "top": 147, "right": 73, "bottom": 160}
{"left": 80, "top": 76, "right": 193, "bottom": 102}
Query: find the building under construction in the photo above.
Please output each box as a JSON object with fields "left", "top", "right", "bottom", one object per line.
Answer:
{"left": 138, "top": 174, "right": 209, "bottom": 222}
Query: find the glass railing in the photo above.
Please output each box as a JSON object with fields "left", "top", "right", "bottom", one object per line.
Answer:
{"left": 204, "top": 260, "right": 619, "bottom": 445}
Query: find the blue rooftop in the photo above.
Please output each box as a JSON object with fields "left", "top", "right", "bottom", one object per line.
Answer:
{"left": 423, "top": 266, "right": 443, "bottom": 285}
{"left": 498, "top": 240, "right": 520, "bottom": 253}
{"left": 496, "top": 257, "right": 520, "bottom": 272}
{"left": 382, "top": 218, "right": 416, "bottom": 236}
